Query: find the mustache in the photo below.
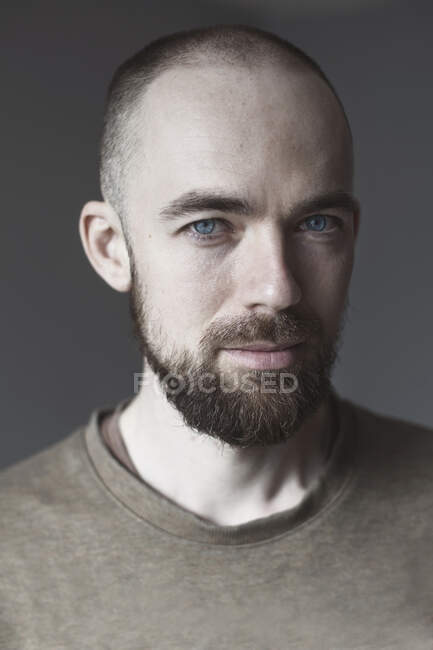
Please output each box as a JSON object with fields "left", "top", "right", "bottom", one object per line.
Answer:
{"left": 199, "top": 310, "right": 322, "bottom": 352}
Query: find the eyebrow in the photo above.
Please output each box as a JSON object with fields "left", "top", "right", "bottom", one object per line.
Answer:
{"left": 158, "top": 191, "right": 251, "bottom": 223}
{"left": 158, "top": 189, "right": 359, "bottom": 223}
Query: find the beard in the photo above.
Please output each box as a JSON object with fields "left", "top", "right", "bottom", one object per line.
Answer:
{"left": 128, "top": 256, "right": 347, "bottom": 450}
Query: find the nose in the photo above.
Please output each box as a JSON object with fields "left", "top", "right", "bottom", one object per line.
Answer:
{"left": 235, "top": 222, "right": 302, "bottom": 314}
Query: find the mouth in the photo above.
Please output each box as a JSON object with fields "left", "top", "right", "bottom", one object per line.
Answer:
{"left": 223, "top": 340, "right": 305, "bottom": 352}
{"left": 221, "top": 340, "right": 306, "bottom": 370}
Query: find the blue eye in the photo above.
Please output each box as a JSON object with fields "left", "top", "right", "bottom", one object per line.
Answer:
{"left": 306, "top": 215, "right": 327, "bottom": 231}
{"left": 193, "top": 219, "right": 217, "bottom": 235}
{"left": 186, "top": 218, "right": 229, "bottom": 241}
{"left": 184, "top": 214, "right": 342, "bottom": 244}
{"left": 301, "top": 214, "right": 341, "bottom": 233}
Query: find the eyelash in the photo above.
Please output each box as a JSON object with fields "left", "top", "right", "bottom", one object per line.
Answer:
{"left": 184, "top": 215, "right": 344, "bottom": 242}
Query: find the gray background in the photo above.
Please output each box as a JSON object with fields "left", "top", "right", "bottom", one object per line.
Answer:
{"left": 2, "top": 0, "right": 432, "bottom": 469}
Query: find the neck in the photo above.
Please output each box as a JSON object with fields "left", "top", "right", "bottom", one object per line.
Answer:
{"left": 119, "top": 365, "right": 337, "bottom": 526}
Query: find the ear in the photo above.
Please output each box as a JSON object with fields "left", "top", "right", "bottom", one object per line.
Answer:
{"left": 78, "top": 200, "right": 131, "bottom": 292}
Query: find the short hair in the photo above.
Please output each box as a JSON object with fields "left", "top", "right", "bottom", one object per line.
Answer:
{"left": 99, "top": 24, "right": 352, "bottom": 232}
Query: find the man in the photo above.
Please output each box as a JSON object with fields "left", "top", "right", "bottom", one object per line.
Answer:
{"left": 1, "top": 24, "right": 432, "bottom": 650}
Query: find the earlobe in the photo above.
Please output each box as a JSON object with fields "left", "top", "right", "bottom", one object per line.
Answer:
{"left": 78, "top": 200, "right": 131, "bottom": 293}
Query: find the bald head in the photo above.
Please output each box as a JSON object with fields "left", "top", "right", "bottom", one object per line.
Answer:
{"left": 99, "top": 25, "right": 353, "bottom": 231}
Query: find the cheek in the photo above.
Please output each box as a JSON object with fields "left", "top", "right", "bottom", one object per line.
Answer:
{"left": 142, "top": 245, "right": 230, "bottom": 341}
{"left": 295, "top": 245, "right": 354, "bottom": 329}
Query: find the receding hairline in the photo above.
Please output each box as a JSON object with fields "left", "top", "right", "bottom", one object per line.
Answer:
{"left": 99, "top": 25, "right": 353, "bottom": 230}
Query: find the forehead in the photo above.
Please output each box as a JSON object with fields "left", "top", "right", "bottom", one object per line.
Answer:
{"left": 127, "top": 62, "right": 352, "bottom": 214}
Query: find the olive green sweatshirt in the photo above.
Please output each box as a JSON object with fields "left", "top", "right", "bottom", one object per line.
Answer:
{"left": 0, "top": 392, "right": 432, "bottom": 649}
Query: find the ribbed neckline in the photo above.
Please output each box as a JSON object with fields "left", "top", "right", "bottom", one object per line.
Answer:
{"left": 83, "top": 390, "right": 358, "bottom": 546}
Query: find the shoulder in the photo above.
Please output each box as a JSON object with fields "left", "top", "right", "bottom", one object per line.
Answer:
{"left": 0, "top": 426, "right": 89, "bottom": 524}
{"left": 340, "top": 396, "right": 433, "bottom": 502}
{"left": 0, "top": 423, "right": 109, "bottom": 613}
{"left": 346, "top": 397, "right": 433, "bottom": 457}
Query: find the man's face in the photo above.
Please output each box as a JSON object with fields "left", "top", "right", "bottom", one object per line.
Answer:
{"left": 123, "top": 62, "right": 357, "bottom": 448}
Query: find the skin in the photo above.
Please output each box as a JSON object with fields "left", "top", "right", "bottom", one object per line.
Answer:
{"left": 79, "top": 61, "right": 360, "bottom": 526}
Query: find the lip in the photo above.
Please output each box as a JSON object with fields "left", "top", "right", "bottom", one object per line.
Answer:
{"left": 221, "top": 341, "right": 306, "bottom": 370}
{"left": 223, "top": 340, "right": 305, "bottom": 352}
